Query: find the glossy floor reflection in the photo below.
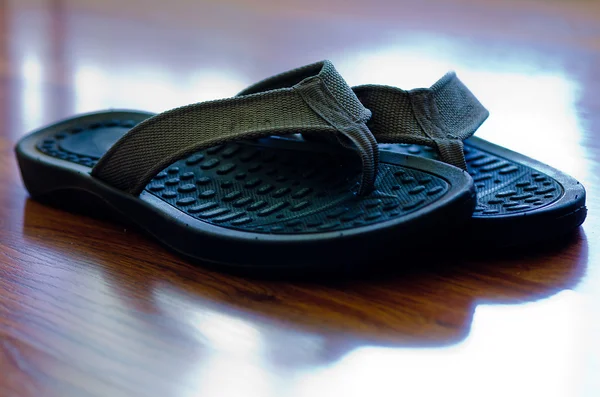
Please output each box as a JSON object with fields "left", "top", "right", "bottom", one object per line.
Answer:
{"left": 15, "top": 198, "right": 591, "bottom": 396}
{"left": 1, "top": 0, "right": 599, "bottom": 396}
{"left": 164, "top": 293, "right": 586, "bottom": 397}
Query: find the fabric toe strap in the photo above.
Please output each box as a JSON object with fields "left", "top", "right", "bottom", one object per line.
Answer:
{"left": 92, "top": 61, "right": 379, "bottom": 196}
{"left": 353, "top": 72, "right": 489, "bottom": 170}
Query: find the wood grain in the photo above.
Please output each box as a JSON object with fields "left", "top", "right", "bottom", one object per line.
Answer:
{"left": 0, "top": 0, "right": 597, "bottom": 396}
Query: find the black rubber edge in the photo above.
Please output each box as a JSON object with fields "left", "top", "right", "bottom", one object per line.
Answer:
{"left": 15, "top": 110, "right": 477, "bottom": 274}
{"left": 465, "top": 137, "right": 587, "bottom": 246}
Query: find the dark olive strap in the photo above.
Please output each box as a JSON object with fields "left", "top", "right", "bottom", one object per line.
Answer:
{"left": 92, "top": 61, "right": 379, "bottom": 195}
{"left": 353, "top": 72, "right": 489, "bottom": 170}
{"left": 243, "top": 71, "right": 488, "bottom": 170}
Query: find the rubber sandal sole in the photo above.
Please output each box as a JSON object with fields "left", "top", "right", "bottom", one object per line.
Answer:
{"left": 16, "top": 110, "right": 477, "bottom": 273}
{"left": 382, "top": 137, "right": 586, "bottom": 246}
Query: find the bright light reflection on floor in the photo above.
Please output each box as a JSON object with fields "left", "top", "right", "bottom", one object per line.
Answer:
{"left": 153, "top": 286, "right": 585, "bottom": 397}
{"left": 153, "top": 289, "right": 273, "bottom": 397}
{"left": 292, "top": 290, "right": 584, "bottom": 397}
{"left": 192, "top": 311, "right": 263, "bottom": 355}
{"left": 73, "top": 64, "right": 249, "bottom": 114}
{"left": 185, "top": 353, "right": 273, "bottom": 397}
{"left": 20, "top": 55, "right": 45, "bottom": 132}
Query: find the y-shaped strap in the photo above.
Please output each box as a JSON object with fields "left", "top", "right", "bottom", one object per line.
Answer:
{"left": 353, "top": 73, "right": 489, "bottom": 170}
{"left": 92, "top": 61, "right": 379, "bottom": 196}
{"left": 242, "top": 71, "right": 488, "bottom": 170}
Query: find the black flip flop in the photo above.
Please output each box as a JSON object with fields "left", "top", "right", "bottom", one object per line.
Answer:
{"left": 16, "top": 61, "right": 477, "bottom": 273}
{"left": 351, "top": 77, "right": 587, "bottom": 246}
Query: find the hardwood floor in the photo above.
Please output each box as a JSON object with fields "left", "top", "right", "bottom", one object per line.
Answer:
{"left": 0, "top": 0, "right": 598, "bottom": 396}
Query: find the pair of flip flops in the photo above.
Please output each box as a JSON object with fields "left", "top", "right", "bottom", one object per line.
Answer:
{"left": 16, "top": 60, "right": 587, "bottom": 273}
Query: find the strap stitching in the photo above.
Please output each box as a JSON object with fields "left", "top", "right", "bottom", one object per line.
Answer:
{"left": 409, "top": 88, "right": 467, "bottom": 169}
{"left": 295, "top": 77, "right": 378, "bottom": 195}
{"left": 296, "top": 77, "right": 364, "bottom": 125}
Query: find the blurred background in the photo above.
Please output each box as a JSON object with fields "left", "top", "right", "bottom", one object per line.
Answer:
{"left": 3, "top": 0, "right": 598, "bottom": 181}
{"left": 1, "top": 1, "right": 599, "bottom": 396}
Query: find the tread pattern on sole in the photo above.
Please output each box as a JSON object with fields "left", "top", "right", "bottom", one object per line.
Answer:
{"left": 37, "top": 120, "right": 450, "bottom": 234}
{"left": 380, "top": 142, "right": 563, "bottom": 217}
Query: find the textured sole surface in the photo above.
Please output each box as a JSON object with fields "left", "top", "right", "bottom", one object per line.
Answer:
{"left": 37, "top": 118, "right": 450, "bottom": 234}
{"left": 381, "top": 138, "right": 587, "bottom": 245}
{"left": 17, "top": 110, "right": 476, "bottom": 271}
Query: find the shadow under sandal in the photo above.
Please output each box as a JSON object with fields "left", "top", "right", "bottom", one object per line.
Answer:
{"left": 16, "top": 61, "right": 477, "bottom": 273}
{"left": 351, "top": 78, "right": 586, "bottom": 246}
